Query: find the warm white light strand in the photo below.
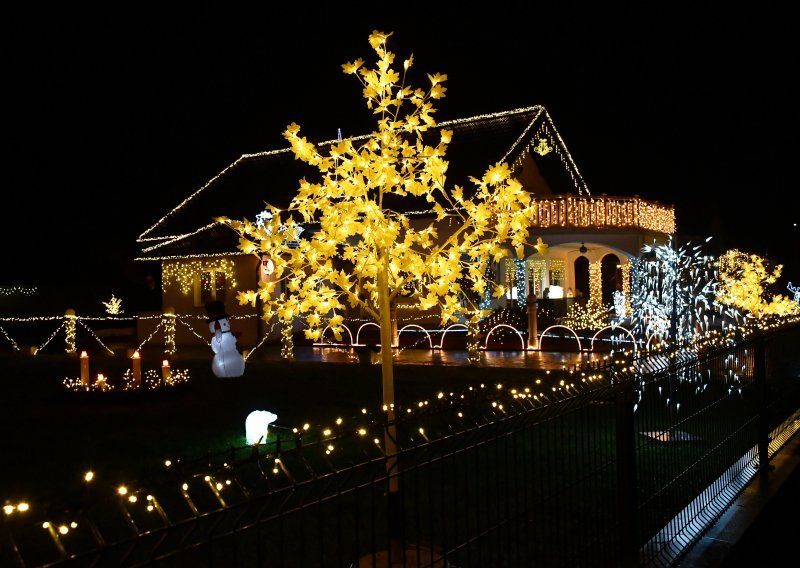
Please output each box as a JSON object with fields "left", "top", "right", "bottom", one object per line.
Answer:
{"left": 0, "top": 286, "right": 37, "bottom": 296}
{"left": 34, "top": 322, "right": 65, "bottom": 355}
{"left": 140, "top": 222, "right": 224, "bottom": 253}
{"left": 137, "top": 321, "right": 164, "bottom": 352}
{"left": 76, "top": 321, "right": 115, "bottom": 355}
{"left": 134, "top": 252, "right": 247, "bottom": 262}
{"left": 138, "top": 106, "right": 567, "bottom": 244}
{"left": 0, "top": 325, "right": 19, "bottom": 351}
{"left": 176, "top": 317, "right": 210, "bottom": 345}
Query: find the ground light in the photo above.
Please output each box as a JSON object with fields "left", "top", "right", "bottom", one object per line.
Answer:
{"left": 245, "top": 410, "right": 278, "bottom": 445}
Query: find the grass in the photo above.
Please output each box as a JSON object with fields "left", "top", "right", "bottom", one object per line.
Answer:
{"left": 0, "top": 348, "right": 549, "bottom": 508}
{"left": 3, "top": 338, "right": 798, "bottom": 567}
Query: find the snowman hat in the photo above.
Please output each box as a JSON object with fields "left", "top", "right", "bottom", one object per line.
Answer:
{"left": 205, "top": 300, "right": 230, "bottom": 323}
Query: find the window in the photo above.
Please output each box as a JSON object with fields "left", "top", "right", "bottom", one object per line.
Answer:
{"left": 194, "top": 270, "right": 227, "bottom": 306}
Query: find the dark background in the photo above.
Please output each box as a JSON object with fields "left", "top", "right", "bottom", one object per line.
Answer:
{"left": 4, "top": 4, "right": 798, "bottom": 313}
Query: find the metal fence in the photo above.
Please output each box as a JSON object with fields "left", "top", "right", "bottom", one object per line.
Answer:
{"left": 2, "top": 323, "right": 799, "bottom": 567}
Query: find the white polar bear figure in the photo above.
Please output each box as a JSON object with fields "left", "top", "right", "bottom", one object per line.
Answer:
{"left": 206, "top": 301, "right": 245, "bottom": 378}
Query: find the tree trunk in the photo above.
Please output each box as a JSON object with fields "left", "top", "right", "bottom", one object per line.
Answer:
{"left": 377, "top": 253, "right": 401, "bottom": 550}
{"left": 467, "top": 312, "right": 481, "bottom": 366}
{"left": 280, "top": 318, "right": 294, "bottom": 360}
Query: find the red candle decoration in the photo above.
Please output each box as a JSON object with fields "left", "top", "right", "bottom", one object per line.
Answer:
{"left": 132, "top": 351, "right": 142, "bottom": 388}
{"left": 80, "top": 351, "right": 90, "bottom": 390}
{"left": 161, "top": 359, "right": 171, "bottom": 386}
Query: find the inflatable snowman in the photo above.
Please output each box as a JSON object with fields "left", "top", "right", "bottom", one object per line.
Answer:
{"left": 205, "top": 300, "right": 245, "bottom": 378}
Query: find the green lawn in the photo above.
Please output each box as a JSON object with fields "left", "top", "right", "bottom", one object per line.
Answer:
{"left": 0, "top": 349, "right": 552, "bottom": 509}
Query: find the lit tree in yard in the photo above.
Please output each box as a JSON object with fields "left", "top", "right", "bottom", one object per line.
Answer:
{"left": 716, "top": 249, "right": 800, "bottom": 319}
{"left": 629, "top": 236, "right": 723, "bottom": 347}
{"left": 221, "top": 30, "right": 536, "bottom": 550}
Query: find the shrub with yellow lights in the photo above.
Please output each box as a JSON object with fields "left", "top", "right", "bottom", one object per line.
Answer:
{"left": 102, "top": 294, "right": 124, "bottom": 315}
{"left": 560, "top": 301, "right": 612, "bottom": 331}
{"left": 62, "top": 367, "right": 189, "bottom": 393}
{"left": 716, "top": 249, "right": 800, "bottom": 318}
{"left": 223, "top": 31, "right": 538, "bottom": 421}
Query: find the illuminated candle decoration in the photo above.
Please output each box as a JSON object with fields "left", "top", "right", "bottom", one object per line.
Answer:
{"left": 132, "top": 351, "right": 142, "bottom": 387}
{"left": 162, "top": 359, "right": 171, "bottom": 385}
{"left": 80, "top": 351, "right": 90, "bottom": 389}
{"left": 245, "top": 410, "right": 278, "bottom": 445}
{"left": 95, "top": 374, "right": 108, "bottom": 391}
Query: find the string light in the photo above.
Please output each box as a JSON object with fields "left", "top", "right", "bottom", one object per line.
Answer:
{"left": 528, "top": 196, "right": 674, "bottom": 234}
{"left": 507, "top": 111, "right": 590, "bottom": 195}
{"left": 102, "top": 294, "right": 123, "bottom": 315}
{"left": 162, "top": 259, "right": 238, "bottom": 296}
{"left": 76, "top": 321, "right": 115, "bottom": 355}
{"left": 162, "top": 311, "right": 176, "bottom": 355}
{"left": 0, "top": 286, "right": 36, "bottom": 296}
{"left": 0, "top": 325, "right": 19, "bottom": 351}
{"left": 64, "top": 310, "right": 77, "bottom": 354}
{"left": 589, "top": 261, "right": 602, "bottom": 306}
{"left": 716, "top": 250, "right": 800, "bottom": 318}
{"left": 134, "top": 251, "right": 247, "bottom": 262}
{"left": 280, "top": 319, "right": 294, "bottom": 360}
{"left": 64, "top": 366, "right": 189, "bottom": 393}
{"left": 560, "top": 302, "right": 612, "bottom": 330}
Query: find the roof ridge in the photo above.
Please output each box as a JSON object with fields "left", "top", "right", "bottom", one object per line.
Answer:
{"left": 137, "top": 105, "right": 550, "bottom": 243}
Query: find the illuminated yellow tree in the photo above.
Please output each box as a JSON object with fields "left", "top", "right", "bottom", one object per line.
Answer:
{"left": 222, "top": 32, "right": 536, "bottom": 507}
{"left": 716, "top": 249, "right": 799, "bottom": 317}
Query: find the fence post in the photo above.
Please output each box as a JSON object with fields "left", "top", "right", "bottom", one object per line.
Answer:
{"left": 754, "top": 335, "right": 771, "bottom": 474}
{"left": 162, "top": 307, "right": 176, "bottom": 355}
{"left": 615, "top": 378, "right": 639, "bottom": 567}
{"left": 64, "top": 309, "right": 77, "bottom": 354}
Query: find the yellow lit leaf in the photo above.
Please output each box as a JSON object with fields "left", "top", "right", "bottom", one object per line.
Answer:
{"left": 342, "top": 58, "right": 364, "bottom": 74}
{"left": 534, "top": 237, "right": 549, "bottom": 256}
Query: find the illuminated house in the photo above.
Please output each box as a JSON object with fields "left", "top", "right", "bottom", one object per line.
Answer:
{"left": 135, "top": 106, "right": 675, "bottom": 349}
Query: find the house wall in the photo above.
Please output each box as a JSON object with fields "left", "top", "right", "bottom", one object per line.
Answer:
{"left": 137, "top": 255, "right": 264, "bottom": 351}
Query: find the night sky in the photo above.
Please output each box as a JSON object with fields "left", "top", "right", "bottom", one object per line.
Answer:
{"left": 5, "top": 4, "right": 799, "bottom": 308}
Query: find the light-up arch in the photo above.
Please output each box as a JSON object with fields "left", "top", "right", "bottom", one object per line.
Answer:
{"left": 590, "top": 325, "right": 637, "bottom": 352}
{"left": 355, "top": 322, "right": 381, "bottom": 345}
{"left": 398, "top": 324, "right": 433, "bottom": 349}
{"left": 436, "top": 323, "right": 467, "bottom": 349}
{"left": 538, "top": 325, "right": 583, "bottom": 352}
{"left": 483, "top": 324, "right": 526, "bottom": 351}
{"left": 317, "top": 324, "right": 354, "bottom": 346}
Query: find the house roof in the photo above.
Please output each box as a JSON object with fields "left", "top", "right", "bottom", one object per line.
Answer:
{"left": 136, "top": 105, "right": 590, "bottom": 259}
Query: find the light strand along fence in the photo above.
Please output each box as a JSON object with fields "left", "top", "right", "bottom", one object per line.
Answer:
{"left": 1, "top": 322, "right": 798, "bottom": 567}
{"left": 1, "top": 308, "right": 643, "bottom": 361}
